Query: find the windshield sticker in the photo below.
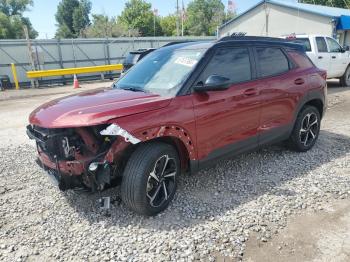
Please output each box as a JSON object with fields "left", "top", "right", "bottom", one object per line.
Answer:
{"left": 174, "top": 57, "right": 198, "bottom": 67}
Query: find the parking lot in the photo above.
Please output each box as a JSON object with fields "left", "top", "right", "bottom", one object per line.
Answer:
{"left": 0, "top": 81, "right": 349, "bottom": 261}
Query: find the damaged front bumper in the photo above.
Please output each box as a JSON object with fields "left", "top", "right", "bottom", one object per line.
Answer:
{"left": 27, "top": 124, "right": 125, "bottom": 192}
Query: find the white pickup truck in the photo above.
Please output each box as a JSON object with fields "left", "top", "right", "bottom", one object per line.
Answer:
{"left": 285, "top": 35, "right": 350, "bottom": 86}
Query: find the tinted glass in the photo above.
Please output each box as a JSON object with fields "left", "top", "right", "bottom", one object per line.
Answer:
{"left": 326, "top": 37, "right": 342, "bottom": 52}
{"left": 316, "top": 37, "right": 328, "bottom": 52}
{"left": 124, "top": 53, "right": 141, "bottom": 65}
{"left": 294, "top": 38, "right": 311, "bottom": 52}
{"left": 256, "top": 48, "right": 289, "bottom": 77}
{"left": 116, "top": 49, "right": 205, "bottom": 97}
{"left": 200, "top": 48, "right": 251, "bottom": 84}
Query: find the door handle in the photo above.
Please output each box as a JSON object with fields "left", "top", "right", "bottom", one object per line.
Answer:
{"left": 332, "top": 56, "right": 336, "bottom": 59}
{"left": 318, "top": 56, "right": 323, "bottom": 59}
{"left": 243, "top": 88, "right": 257, "bottom": 96}
{"left": 294, "top": 78, "right": 305, "bottom": 85}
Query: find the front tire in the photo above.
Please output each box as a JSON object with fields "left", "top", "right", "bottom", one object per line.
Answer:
{"left": 121, "top": 142, "right": 179, "bottom": 216}
{"left": 288, "top": 106, "right": 321, "bottom": 152}
{"left": 340, "top": 65, "right": 350, "bottom": 87}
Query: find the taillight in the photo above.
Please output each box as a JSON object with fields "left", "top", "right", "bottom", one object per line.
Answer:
{"left": 319, "top": 71, "right": 327, "bottom": 80}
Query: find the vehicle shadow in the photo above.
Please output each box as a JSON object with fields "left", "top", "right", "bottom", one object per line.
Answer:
{"left": 327, "top": 79, "right": 349, "bottom": 94}
{"left": 63, "top": 129, "right": 350, "bottom": 230}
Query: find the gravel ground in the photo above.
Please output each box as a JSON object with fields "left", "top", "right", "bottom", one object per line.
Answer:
{"left": 0, "top": 84, "right": 350, "bottom": 261}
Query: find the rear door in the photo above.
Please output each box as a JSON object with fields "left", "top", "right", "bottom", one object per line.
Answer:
{"left": 314, "top": 37, "right": 332, "bottom": 76}
{"left": 192, "top": 47, "right": 261, "bottom": 161}
{"left": 255, "top": 46, "right": 301, "bottom": 145}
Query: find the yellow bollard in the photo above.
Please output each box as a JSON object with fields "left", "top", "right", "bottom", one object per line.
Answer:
{"left": 11, "top": 63, "right": 20, "bottom": 90}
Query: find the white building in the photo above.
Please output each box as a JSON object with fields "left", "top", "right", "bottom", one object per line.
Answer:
{"left": 219, "top": 0, "right": 350, "bottom": 46}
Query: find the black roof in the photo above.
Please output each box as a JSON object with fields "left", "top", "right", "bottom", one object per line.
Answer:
{"left": 158, "top": 36, "right": 305, "bottom": 52}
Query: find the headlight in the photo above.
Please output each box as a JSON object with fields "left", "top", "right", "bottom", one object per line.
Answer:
{"left": 88, "top": 162, "right": 99, "bottom": 172}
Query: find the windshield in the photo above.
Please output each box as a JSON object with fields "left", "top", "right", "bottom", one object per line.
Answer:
{"left": 115, "top": 48, "right": 205, "bottom": 97}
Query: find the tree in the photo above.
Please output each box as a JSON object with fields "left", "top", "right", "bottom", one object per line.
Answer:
{"left": 160, "top": 15, "right": 177, "bottom": 36}
{"left": 0, "top": 0, "right": 37, "bottom": 39}
{"left": 118, "top": 0, "right": 162, "bottom": 36}
{"left": 300, "top": 0, "right": 350, "bottom": 8}
{"left": 0, "top": 0, "right": 33, "bottom": 15}
{"left": 224, "top": 9, "right": 237, "bottom": 23}
{"left": 185, "top": 0, "right": 225, "bottom": 36}
{"left": 72, "top": 0, "right": 91, "bottom": 37}
{"left": 85, "top": 14, "right": 139, "bottom": 38}
{"left": 55, "top": 0, "right": 92, "bottom": 38}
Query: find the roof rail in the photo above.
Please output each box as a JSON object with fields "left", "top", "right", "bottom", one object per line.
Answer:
{"left": 218, "top": 35, "right": 288, "bottom": 42}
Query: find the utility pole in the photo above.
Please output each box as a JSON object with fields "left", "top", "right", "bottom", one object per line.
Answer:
{"left": 181, "top": 0, "right": 184, "bottom": 36}
{"left": 176, "top": 0, "right": 180, "bottom": 36}
{"left": 24, "top": 25, "right": 38, "bottom": 88}
{"left": 264, "top": 0, "right": 270, "bottom": 36}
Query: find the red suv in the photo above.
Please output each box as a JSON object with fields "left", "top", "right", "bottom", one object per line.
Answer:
{"left": 27, "top": 37, "right": 327, "bottom": 216}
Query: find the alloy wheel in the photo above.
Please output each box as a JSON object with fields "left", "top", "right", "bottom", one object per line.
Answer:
{"left": 146, "top": 155, "right": 177, "bottom": 208}
{"left": 299, "top": 112, "right": 318, "bottom": 147}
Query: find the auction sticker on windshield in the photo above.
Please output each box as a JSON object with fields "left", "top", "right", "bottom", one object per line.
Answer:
{"left": 174, "top": 57, "right": 198, "bottom": 67}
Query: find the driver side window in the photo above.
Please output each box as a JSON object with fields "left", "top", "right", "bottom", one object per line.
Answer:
{"left": 199, "top": 48, "right": 252, "bottom": 85}
{"left": 326, "top": 37, "right": 342, "bottom": 53}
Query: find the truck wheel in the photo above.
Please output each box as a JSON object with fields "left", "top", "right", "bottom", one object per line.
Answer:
{"left": 121, "top": 142, "right": 179, "bottom": 216}
{"left": 340, "top": 66, "right": 350, "bottom": 87}
{"left": 288, "top": 105, "right": 321, "bottom": 152}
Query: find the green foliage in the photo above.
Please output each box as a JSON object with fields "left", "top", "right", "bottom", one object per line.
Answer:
{"left": 55, "top": 0, "right": 92, "bottom": 38}
{"left": 0, "top": 0, "right": 33, "bottom": 15}
{"left": 160, "top": 15, "right": 177, "bottom": 36}
{"left": 185, "top": 0, "right": 225, "bottom": 36}
{"left": 224, "top": 10, "right": 237, "bottom": 23}
{"left": 300, "top": 0, "right": 350, "bottom": 8}
{"left": 118, "top": 0, "right": 162, "bottom": 36}
{"left": 0, "top": 0, "right": 37, "bottom": 39}
{"left": 85, "top": 14, "right": 139, "bottom": 38}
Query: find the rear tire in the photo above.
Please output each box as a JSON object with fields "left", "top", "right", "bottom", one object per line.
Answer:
{"left": 288, "top": 106, "right": 321, "bottom": 152}
{"left": 121, "top": 142, "right": 179, "bottom": 216}
{"left": 340, "top": 65, "right": 350, "bottom": 87}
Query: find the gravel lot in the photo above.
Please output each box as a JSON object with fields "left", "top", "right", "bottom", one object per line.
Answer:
{"left": 0, "top": 82, "right": 350, "bottom": 261}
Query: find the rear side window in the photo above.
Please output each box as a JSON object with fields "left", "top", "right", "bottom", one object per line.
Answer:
{"left": 294, "top": 38, "right": 311, "bottom": 52}
{"left": 200, "top": 48, "right": 251, "bottom": 84}
{"left": 288, "top": 51, "right": 314, "bottom": 69}
{"left": 316, "top": 37, "right": 328, "bottom": 52}
{"left": 256, "top": 47, "right": 290, "bottom": 77}
{"left": 124, "top": 53, "right": 141, "bottom": 64}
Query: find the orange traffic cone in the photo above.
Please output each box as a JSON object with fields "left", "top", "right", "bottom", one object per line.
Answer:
{"left": 73, "top": 74, "right": 80, "bottom": 89}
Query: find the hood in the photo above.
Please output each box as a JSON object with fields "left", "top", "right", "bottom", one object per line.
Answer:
{"left": 29, "top": 88, "right": 172, "bottom": 128}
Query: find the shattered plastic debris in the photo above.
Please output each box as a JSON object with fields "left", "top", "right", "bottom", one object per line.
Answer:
{"left": 100, "top": 124, "right": 141, "bottom": 144}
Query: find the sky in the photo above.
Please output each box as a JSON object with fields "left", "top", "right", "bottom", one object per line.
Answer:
{"left": 24, "top": 0, "right": 296, "bottom": 39}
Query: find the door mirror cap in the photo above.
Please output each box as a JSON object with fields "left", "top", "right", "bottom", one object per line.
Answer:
{"left": 193, "top": 75, "right": 231, "bottom": 92}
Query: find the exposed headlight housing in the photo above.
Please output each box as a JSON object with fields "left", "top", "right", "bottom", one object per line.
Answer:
{"left": 88, "top": 162, "right": 99, "bottom": 172}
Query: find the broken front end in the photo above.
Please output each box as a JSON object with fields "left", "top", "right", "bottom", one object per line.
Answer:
{"left": 26, "top": 124, "right": 137, "bottom": 192}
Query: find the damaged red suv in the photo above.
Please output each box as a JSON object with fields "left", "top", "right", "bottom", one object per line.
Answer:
{"left": 27, "top": 37, "right": 327, "bottom": 216}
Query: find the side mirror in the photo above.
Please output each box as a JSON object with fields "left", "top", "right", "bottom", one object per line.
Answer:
{"left": 193, "top": 75, "right": 231, "bottom": 92}
{"left": 343, "top": 45, "right": 350, "bottom": 52}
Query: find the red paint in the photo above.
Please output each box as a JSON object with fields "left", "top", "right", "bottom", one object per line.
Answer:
{"left": 29, "top": 48, "right": 326, "bottom": 176}
{"left": 29, "top": 88, "right": 171, "bottom": 128}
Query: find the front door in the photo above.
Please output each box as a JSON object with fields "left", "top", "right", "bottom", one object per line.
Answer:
{"left": 191, "top": 47, "right": 261, "bottom": 161}
{"left": 326, "top": 37, "right": 348, "bottom": 77}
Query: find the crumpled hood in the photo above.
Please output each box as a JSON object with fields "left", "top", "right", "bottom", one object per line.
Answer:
{"left": 29, "top": 88, "right": 172, "bottom": 128}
